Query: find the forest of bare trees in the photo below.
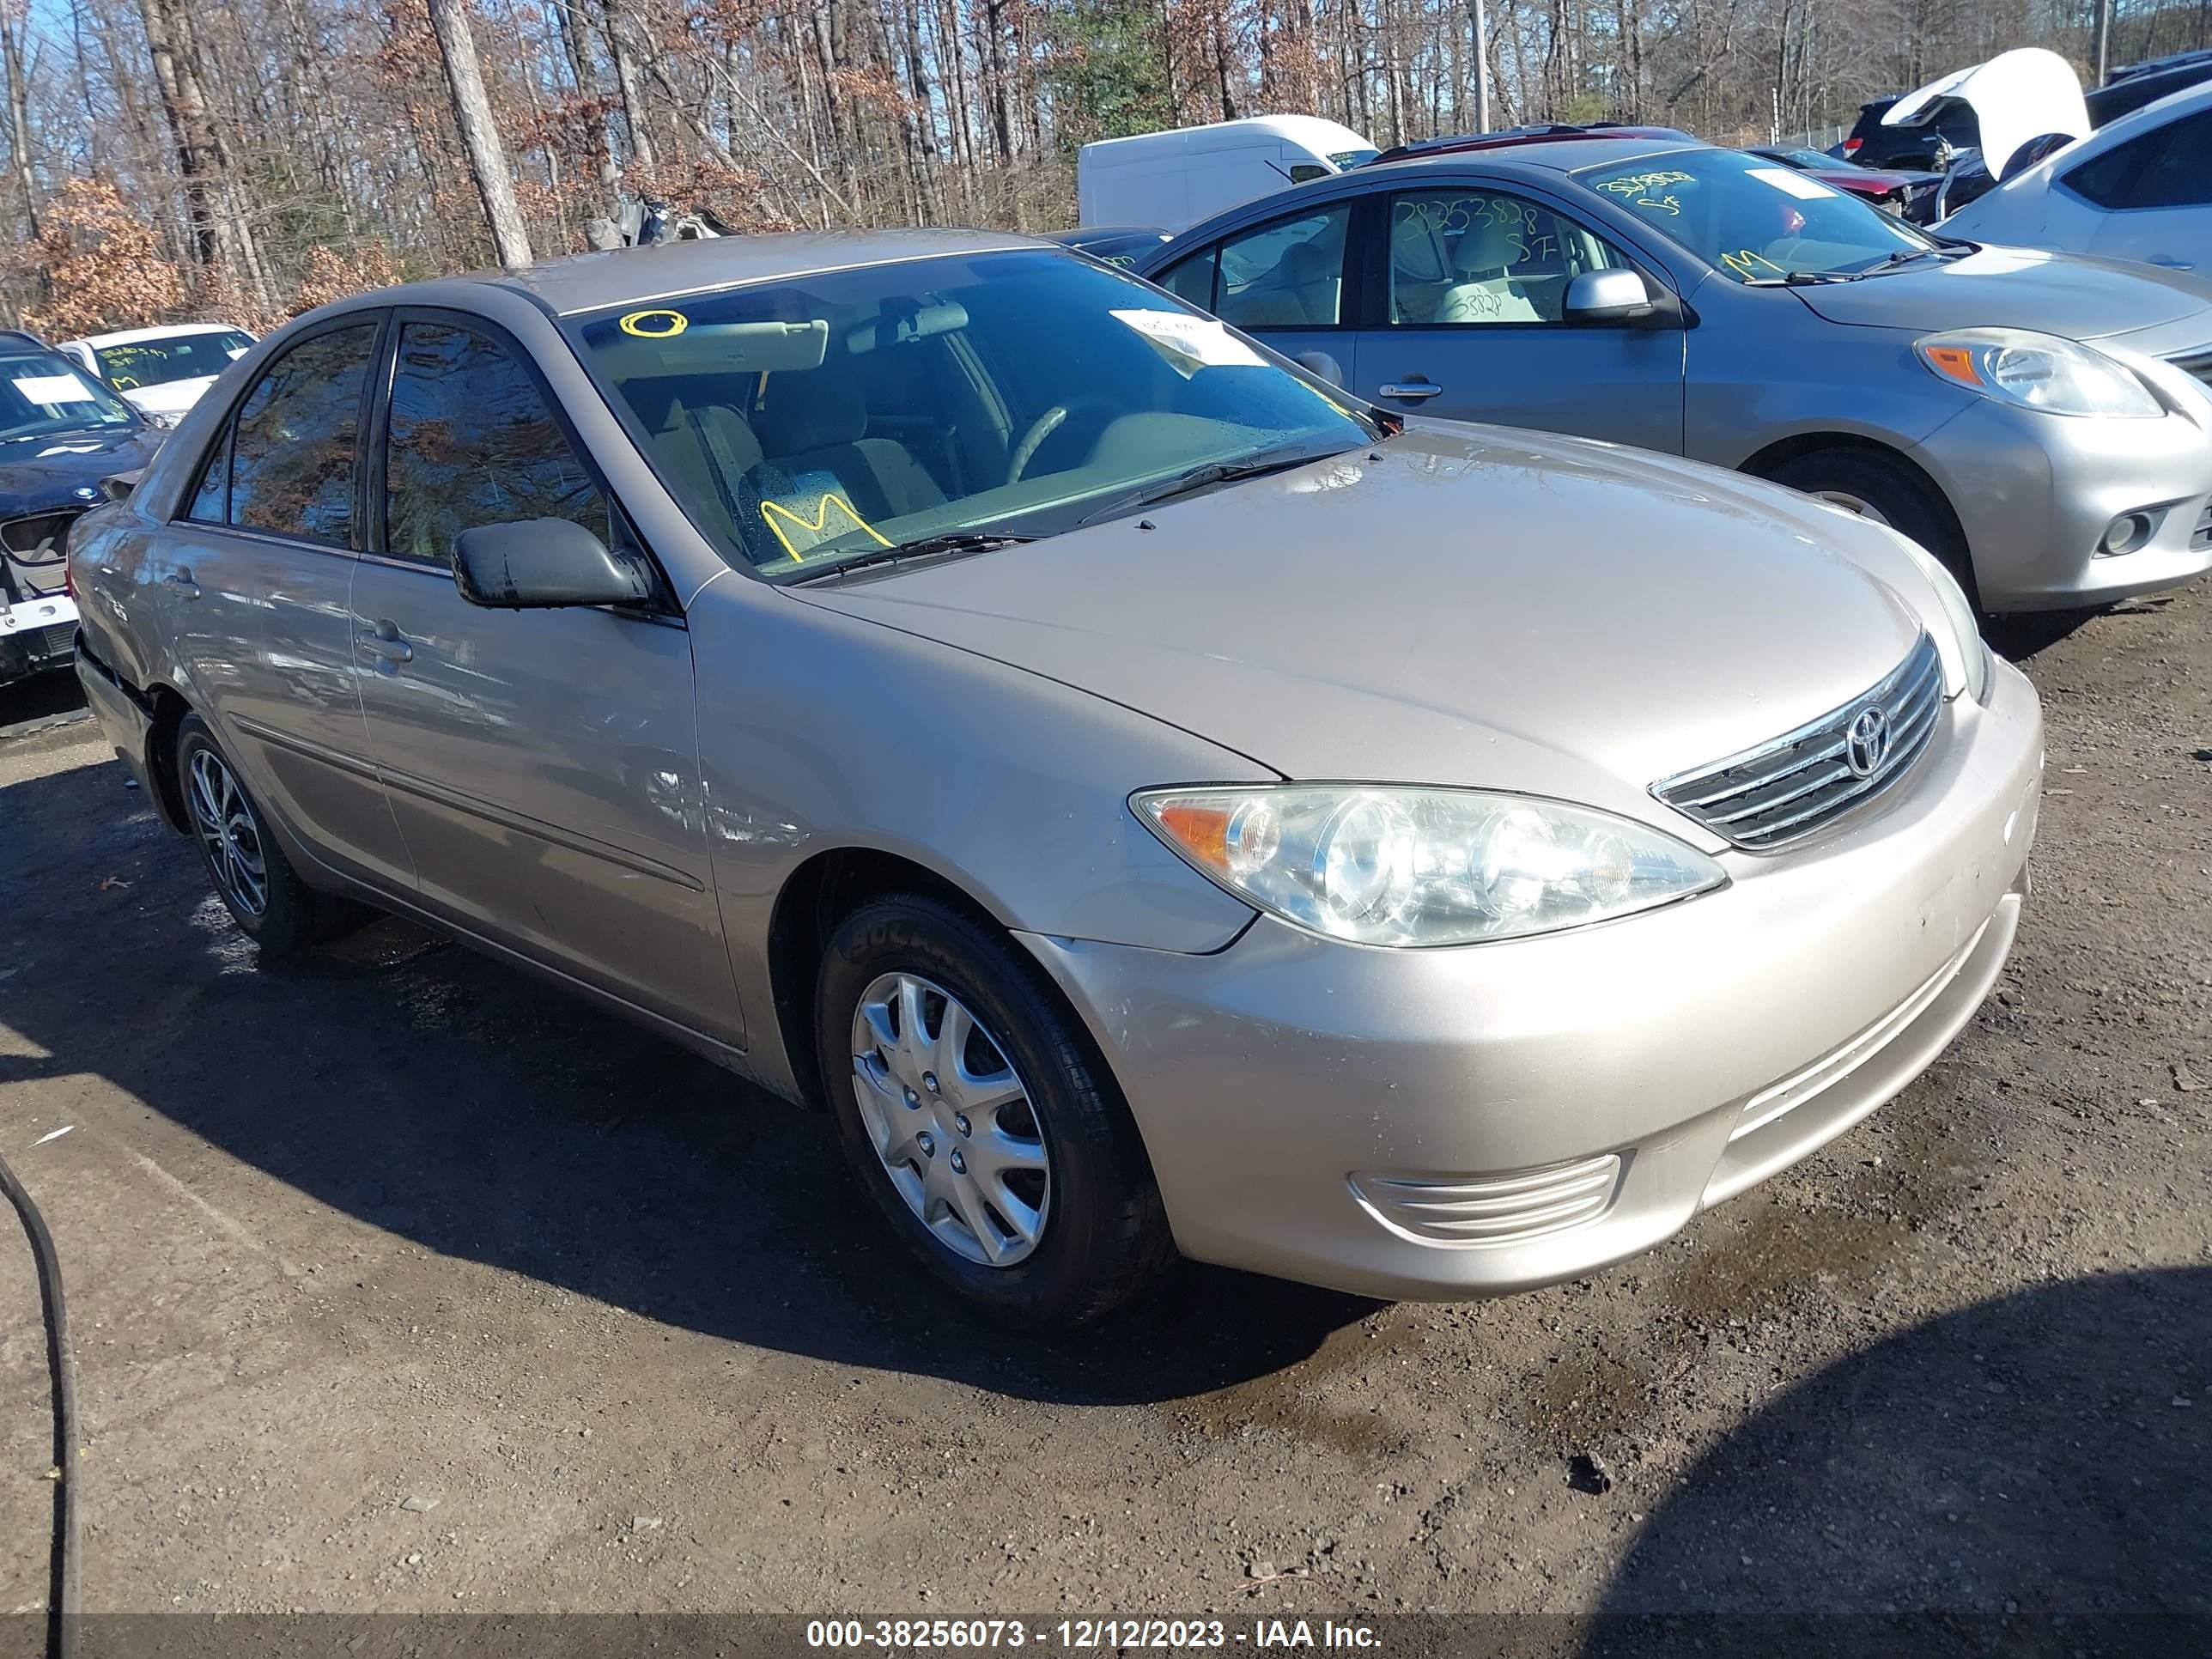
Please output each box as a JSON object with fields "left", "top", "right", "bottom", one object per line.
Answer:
{"left": 1, "top": 0, "right": 2207, "bottom": 337}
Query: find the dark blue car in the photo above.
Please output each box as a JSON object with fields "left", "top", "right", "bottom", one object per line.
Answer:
{"left": 0, "top": 330, "right": 161, "bottom": 684}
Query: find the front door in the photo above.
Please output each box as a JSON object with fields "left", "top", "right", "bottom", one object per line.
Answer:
{"left": 349, "top": 313, "right": 741, "bottom": 1045}
{"left": 1347, "top": 185, "right": 1686, "bottom": 452}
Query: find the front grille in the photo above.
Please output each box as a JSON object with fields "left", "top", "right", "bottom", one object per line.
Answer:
{"left": 2193, "top": 503, "right": 2212, "bottom": 550}
{"left": 33, "top": 623, "right": 76, "bottom": 662}
{"left": 1651, "top": 633, "right": 1943, "bottom": 851}
{"left": 2170, "top": 350, "right": 2212, "bottom": 392}
{"left": 1351, "top": 1152, "right": 1624, "bottom": 1246}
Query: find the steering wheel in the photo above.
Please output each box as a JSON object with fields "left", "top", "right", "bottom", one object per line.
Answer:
{"left": 1007, "top": 400, "right": 1117, "bottom": 485}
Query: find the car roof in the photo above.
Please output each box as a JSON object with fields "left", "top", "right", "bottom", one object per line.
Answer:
{"left": 347, "top": 229, "right": 1052, "bottom": 320}
{"left": 1370, "top": 135, "right": 1704, "bottom": 174}
{"left": 68, "top": 321, "right": 249, "bottom": 348}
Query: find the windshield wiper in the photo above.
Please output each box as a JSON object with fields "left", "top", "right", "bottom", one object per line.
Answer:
{"left": 1853, "top": 245, "right": 1965, "bottom": 275}
{"left": 783, "top": 530, "right": 1036, "bottom": 586}
{"left": 1742, "top": 270, "right": 1858, "bottom": 287}
{"left": 1073, "top": 447, "right": 1350, "bottom": 529}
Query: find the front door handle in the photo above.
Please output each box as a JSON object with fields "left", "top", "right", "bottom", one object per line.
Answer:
{"left": 1378, "top": 381, "right": 1443, "bottom": 401}
{"left": 2148, "top": 254, "right": 2195, "bottom": 270}
{"left": 164, "top": 567, "right": 200, "bottom": 600}
{"left": 360, "top": 618, "right": 413, "bottom": 665}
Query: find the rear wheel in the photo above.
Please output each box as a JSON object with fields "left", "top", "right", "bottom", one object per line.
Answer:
{"left": 815, "top": 894, "right": 1172, "bottom": 1329}
{"left": 1765, "top": 447, "right": 1980, "bottom": 610}
{"left": 175, "top": 714, "right": 368, "bottom": 957}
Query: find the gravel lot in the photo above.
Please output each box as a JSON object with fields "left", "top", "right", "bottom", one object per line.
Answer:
{"left": 0, "top": 585, "right": 2205, "bottom": 1629}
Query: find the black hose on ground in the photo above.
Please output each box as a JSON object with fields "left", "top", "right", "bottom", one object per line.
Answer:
{"left": 0, "top": 1142, "right": 76, "bottom": 1659}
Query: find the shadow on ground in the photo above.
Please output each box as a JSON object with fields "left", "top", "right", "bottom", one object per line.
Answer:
{"left": 0, "top": 755, "right": 1374, "bottom": 1405}
{"left": 1585, "top": 1267, "right": 2210, "bottom": 1656}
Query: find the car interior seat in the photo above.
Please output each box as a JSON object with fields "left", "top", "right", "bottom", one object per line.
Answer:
{"left": 737, "top": 370, "right": 946, "bottom": 561}
{"left": 1433, "top": 220, "right": 1542, "bottom": 324}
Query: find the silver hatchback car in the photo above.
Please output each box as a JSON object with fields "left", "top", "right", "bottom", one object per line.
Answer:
{"left": 70, "top": 234, "right": 2041, "bottom": 1327}
{"left": 1138, "top": 137, "right": 2212, "bottom": 614}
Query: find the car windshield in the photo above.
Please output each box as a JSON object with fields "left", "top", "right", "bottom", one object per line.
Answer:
{"left": 92, "top": 330, "right": 252, "bottom": 391}
{"left": 1330, "top": 147, "right": 1381, "bottom": 168}
{"left": 570, "top": 247, "right": 1375, "bottom": 581}
{"left": 0, "top": 349, "right": 138, "bottom": 441}
{"left": 1767, "top": 147, "right": 1834, "bottom": 168}
{"left": 1579, "top": 149, "right": 1936, "bottom": 282}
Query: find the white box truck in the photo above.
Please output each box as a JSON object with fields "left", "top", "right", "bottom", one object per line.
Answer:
{"left": 1075, "top": 116, "right": 1378, "bottom": 233}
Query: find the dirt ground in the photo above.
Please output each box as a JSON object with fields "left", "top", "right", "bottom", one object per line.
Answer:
{"left": 0, "top": 584, "right": 2205, "bottom": 1630}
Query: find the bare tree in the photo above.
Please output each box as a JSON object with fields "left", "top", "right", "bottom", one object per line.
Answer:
{"left": 425, "top": 0, "right": 532, "bottom": 267}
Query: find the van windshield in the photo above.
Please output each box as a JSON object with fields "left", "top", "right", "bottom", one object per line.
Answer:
{"left": 571, "top": 248, "right": 1374, "bottom": 581}
{"left": 1330, "top": 147, "right": 1382, "bottom": 168}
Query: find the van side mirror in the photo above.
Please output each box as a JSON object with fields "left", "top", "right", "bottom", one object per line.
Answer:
{"left": 452, "top": 518, "right": 653, "bottom": 610}
{"left": 1293, "top": 349, "right": 1346, "bottom": 386}
{"left": 1563, "top": 269, "right": 1659, "bottom": 325}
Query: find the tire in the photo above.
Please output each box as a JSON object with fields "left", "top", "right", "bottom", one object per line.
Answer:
{"left": 815, "top": 894, "right": 1172, "bottom": 1329}
{"left": 174, "top": 713, "right": 368, "bottom": 958}
{"left": 1765, "top": 447, "right": 1982, "bottom": 610}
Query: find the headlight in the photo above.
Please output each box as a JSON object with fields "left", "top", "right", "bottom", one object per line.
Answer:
{"left": 1915, "top": 328, "right": 2161, "bottom": 419}
{"left": 1133, "top": 786, "right": 1726, "bottom": 947}
{"left": 1886, "top": 531, "right": 1992, "bottom": 703}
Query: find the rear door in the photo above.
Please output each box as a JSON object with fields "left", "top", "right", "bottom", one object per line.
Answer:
{"left": 2071, "top": 107, "right": 2212, "bottom": 271}
{"left": 158, "top": 315, "right": 416, "bottom": 891}
{"left": 1152, "top": 198, "right": 1358, "bottom": 381}
{"left": 1346, "top": 183, "right": 1686, "bottom": 450}
{"left": 349, "top": 310, "right": 739, "bottom": 1044}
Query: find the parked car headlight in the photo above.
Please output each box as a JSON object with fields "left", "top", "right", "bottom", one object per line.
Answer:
{"left": 1134, "top": 787, "right": 1726, "bottom": 947}
{"left": 1885, "top": 531, "right": 1992, "bottom": 703}
{"left": 1915, "top": 328, "right": 2161, "bottom": 419}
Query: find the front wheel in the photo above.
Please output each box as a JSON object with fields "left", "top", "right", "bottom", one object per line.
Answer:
{"left": 1765, "top": 447, "right": 1981, "bottom": 611}
{"left": 815, "top": 895, "right": 1172, "bottom": 1328}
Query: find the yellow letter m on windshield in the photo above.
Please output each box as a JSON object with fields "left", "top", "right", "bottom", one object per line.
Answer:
{"left": 760, "top": 492, "right": 892, "bottom": 562}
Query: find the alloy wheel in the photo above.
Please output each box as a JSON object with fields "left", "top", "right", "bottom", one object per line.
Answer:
{"left": 850, "top": 971, "right": 1051, "bottom": 1267}
{"left": 187, "top": 747, "right": 269, "bottom": 918}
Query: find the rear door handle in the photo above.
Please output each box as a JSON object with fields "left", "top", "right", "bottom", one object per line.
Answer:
{"left": 1378, "top": 381, "right": 1443, "bottom": 401}
{"left": 2148, "top": 255, "right": 2195, "bottom": 270}
{"left": 164, "top": 567, "right": 200, "bottom": 600}
{"left": 360, "top": 618, "right": 413, "bottom": 665}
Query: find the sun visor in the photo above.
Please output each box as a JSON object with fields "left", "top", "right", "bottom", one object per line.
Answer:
{"left": 605, "top": 313, "right": 830, "bottom": 372}
{"left": 1883, "top": 46, "right": 2087, "bottom": 179}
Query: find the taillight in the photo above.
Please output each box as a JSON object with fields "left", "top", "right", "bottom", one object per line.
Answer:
{"left": 1843, "top": 137, "right": 1863, "bottom": 155}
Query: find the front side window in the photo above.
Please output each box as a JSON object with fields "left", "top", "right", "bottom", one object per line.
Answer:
{"left": 226, "top": 323, "right": 377, "bottom": 544}
{"left": 1580, "top": 149, "right": 1933, "bottom": 283}
{"left": 0, "top": 350, "right": 138, "bottom": 442}
{"left": 93, "top": 331, "right": 253, "bottom": 392}
{"left": 383, "top": 320, "right": 611, "bottom": 565}
{"left": 571, "top": 248, "right": 1373, "bottom": 581}
{"left": 1387, "top": 189, "right": 1633, "bottom": 325}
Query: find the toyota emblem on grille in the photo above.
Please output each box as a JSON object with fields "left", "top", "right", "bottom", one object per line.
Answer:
{"left": 1844, "top": 706, "right": 1890, "bottom": 778}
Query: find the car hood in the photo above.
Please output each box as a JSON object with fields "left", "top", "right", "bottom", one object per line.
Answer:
{"left": 122, "top": 378, "right": 216, "bottom": 416}
{"left": 0, "top": 426, "right": 162, "bottom": 519}
{"left": 1789, "top": 245, "right": 2212, "bottom": 340}
{"left": 1886, "top": 47, "right": 2087, "bottom": 177}
{"left": 799, "top": 425, "right": 1937, "bottom": 842}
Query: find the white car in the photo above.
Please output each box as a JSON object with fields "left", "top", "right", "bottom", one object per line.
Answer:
{"left": 57, "top": 323, "right": 256, "bottom": 428}
{"left": 1939, "top": 82, "right": 2212, "bottom": 273}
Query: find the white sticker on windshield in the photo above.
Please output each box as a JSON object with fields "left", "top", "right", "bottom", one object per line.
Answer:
{"left": 13, "top": 373, "right": 98, "bottom": 404}
{"left": 1747, "top": 167, "right": 1839, "bottom": 202}
{"left": 225, "top": 347, "right": 248, "bottom": 359}
{"left": 1111, "top": 308, "right": 1265, "bottom": 379}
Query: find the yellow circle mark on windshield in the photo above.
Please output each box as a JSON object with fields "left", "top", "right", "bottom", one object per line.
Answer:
{"left": 619, "top": 309, "right": 689, "bottom": 338}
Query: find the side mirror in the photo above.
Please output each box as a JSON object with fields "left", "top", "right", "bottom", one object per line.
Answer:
{"left": 1563, "top": 269, "right": 1659, "bottom": 325}
{"left": 1293, "top": 349, "right": 1346, "bottom": 386}
{"left": 452, "top": 518, "right": 653, "bottom": 610}
{"left": 100, "top": 470, "right": 142, "bottom": 503}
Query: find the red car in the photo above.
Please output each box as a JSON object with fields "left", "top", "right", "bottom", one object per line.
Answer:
{"left": 1747, "top": 145, "right": 1942, "bottom": 215}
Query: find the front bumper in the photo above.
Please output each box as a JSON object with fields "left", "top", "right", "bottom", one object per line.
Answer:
{"left": 1912, "top": 398, "right": 2212, "bottom": 611}
{"left": 0, "top": 594, "right": 79, "bottom": 685}
{"left": 1019, "top": 661, "right": 2043, "bottom": 1301}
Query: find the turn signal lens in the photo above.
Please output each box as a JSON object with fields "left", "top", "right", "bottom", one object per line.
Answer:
{"left": 1920, "top": 344, "right": 1981, "bottom": 387}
